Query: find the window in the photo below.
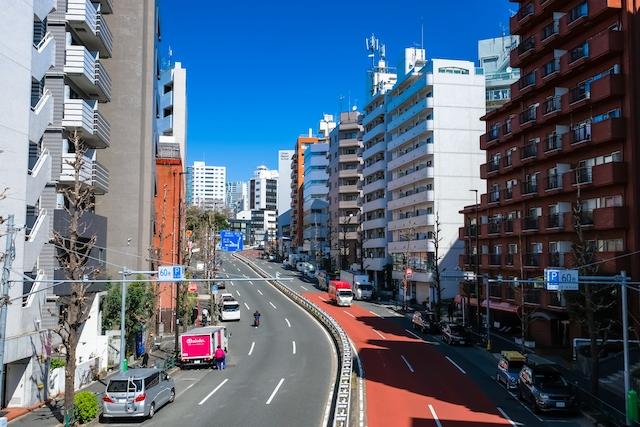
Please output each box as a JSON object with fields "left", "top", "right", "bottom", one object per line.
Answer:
{"left": 569, "top": 1, "right": 589, "bottom": 23}
{"left": 438, "top": 67, "right": 469, "bottom": 75}
{"left": 593, "top": 108, "right": 621, "bottom": 123}
{"left": 597, "top": 239, "right": 623, "bottom": 252}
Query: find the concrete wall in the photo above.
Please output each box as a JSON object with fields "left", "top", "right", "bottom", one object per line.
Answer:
{"left": 96, "top": 0, "right": 157, "bottom": 274}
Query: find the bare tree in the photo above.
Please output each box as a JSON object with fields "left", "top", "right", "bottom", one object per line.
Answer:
{"left": 431, "top": 213, "right": 443, "bottom": 320}
{"left": 51, "top": 131, "right": 101, "bottom": 424}
{"left": 566, "top": 186, "right": 617, "bottom": 395}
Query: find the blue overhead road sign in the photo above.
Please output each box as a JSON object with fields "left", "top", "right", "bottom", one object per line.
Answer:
{"left": 220, "top": 230, "right": 244, "bottom": 252}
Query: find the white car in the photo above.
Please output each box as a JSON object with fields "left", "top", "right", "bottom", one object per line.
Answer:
{"left": 220, "top": 301, "right": 240, "bottom": 321}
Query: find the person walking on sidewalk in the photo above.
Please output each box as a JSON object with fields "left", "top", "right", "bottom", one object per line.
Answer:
{"left": 215, "top": 345, "right": 226, "bottom": 370}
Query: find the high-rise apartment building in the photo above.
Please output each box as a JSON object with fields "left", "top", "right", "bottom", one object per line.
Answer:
{"left": 302, "top": 143, "right": 330, "bottom": 259}
{"left": 94, "top": 0, "right": 159, "bottom": 273}
{"left": 383, "top": 49, "right": 485, "bottom": 306}
{"left": 157, "top": 61, "right": 187, "bottom": 167}
{"left": 226, "top": 181, "right": 248, "bottom": 214}
{"left": 190, "top": 161, "right": 226, "bottom": 209}
{"left": 249, "top": 165, "right": 278, "bottom": 243}
{"left": 328, "top": 111, "right": 364, "bottom": 270}
{"left": 277, "top": 150, "right": 294, "bottom": 214}
{"left": 479, "top": 35, "right": 521, "bottom": 111}
{"left": 461, "top": 0, "right": 639, "bottom": 347}
{"left": 290, "top": 115, "right": 335, "bottom": 251}
{"left": 362, "top": 39, "right": 397, "bottom": 287}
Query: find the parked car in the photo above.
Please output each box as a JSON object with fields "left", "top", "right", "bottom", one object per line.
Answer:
{"left": 496, "top": 351, "right": 526, "bottom": 390}
{"left": 411, "top": 311, "right": 440, "bottom": 334}
{"left": 218, "top": 293, "right": 235, "bottom": 304}
{"left": 441, "top": 323, "right": 470, "bottom": 345}
{"left": 102, "top": 368, "right": 175, "bottom": 420}
{"left": 517, "top": 357, "right": 577, "bottom": 413}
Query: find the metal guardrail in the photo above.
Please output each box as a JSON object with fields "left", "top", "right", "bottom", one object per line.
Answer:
{"left": 235, "top": 255, "right": 352, "bottom": 427}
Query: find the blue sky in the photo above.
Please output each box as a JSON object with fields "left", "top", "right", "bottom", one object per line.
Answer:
{"left": 160, "top": 1, "right": 513, "bottom": 182}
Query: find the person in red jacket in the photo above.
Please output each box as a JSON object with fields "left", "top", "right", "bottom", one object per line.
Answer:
{"left": 214, "top": 345, "right": 226, "bottom": 370}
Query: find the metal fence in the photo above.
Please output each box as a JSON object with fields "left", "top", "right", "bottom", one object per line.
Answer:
{"left": 235, "top": 255, "right": 353, "bottom": 427}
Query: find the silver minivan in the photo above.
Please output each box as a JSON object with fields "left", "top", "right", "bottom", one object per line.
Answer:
{"left": 102, "top": 368, "right": 175, "bottom": 420}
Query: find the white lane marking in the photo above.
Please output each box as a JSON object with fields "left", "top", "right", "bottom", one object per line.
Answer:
{"left": 401, "top": 355, "right": 415, "bottom": 373}
{"left": 230, "top": 281, "right": 235, "bottom": 287}
{"left": 405, "top": 329, "right": 422, "bottom": 340}
{"left": 348, "top": 338, "right": 365, "bottom": 427}
{"left": 507, "top": 390, "right": 544, "bottom": 422}
{"left": 343, "top": 310, "right": 356, "bottom": 318}
{"left": 319, "top": 297, "right": 327, "bottom": 302}
{"left": 497, "top": 407, "right": 518, "bottom": 426}
{"left": 388, "top": 310, "right": 403, "bottom": 317}
{"left": 257, "top": 289, "right": 264, "bottom": 296}
{"left": 249, "top": 280, "right": 254, "bottom": 285}
{"left": 244, "top": 302, "right": 250, "bottom": 310}
{"left": 235, "top": 290, "right": 241, "bottom": 297}
{"left": 372, "top": 329, "right": 386, "bottom": 340}
{"left": 285, "top": 318, "right": 291, "bottom": 328}
{"left": 428, "top": 404, "right": 442, "bottom": 427}
{"left": 269, "top": 301, "right": 277, "bottom": 309}
{"left": 198, "top": 378, "right": 228, "bottom": 405}
{"left": 292, "top": 340, "right": 296, "bottom": 355}
{"left": 248, "top": 341, "right": 255, "bottom": 356}
{"left": 445, "top": 356, "right": 466, "bottom": 374}
{"left": 300, "top": 285, "right": 308, "bottom": 291}
{"left": 265, "top": 378, "right": 285, "bottom": 405}
{"left": 369, "top": 310, "right": 383, "bottom": 318}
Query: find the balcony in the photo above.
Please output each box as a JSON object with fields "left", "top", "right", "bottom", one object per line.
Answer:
{"left": 489, "top": 254, "right": 502, "bottom": 266}
{"left": 26, "top": 149, "right": 51, "bottom": 206}
{"left": 560, "top": 29, "right": 623, "bottom": 74}
{"left": 514, "top": 71, "right": 536, "bottom": 98}
{"left": 363, "top": 140, "right": 386, "bottom": 160}
{"left": 524, "top": 253, "right": 541, "bottom": 267}
{"left": 548, "top": 252, "right": 565, "bottom": 267}
{"left": 60, "top": 153, "right": 109, "bottom": 194}
{"left": 363, "top": 104, "right": 385, "bottom": 127}
{"left": 66, "top": 0, "right": 113, "bottom": 57}
{"left": 362, "top": 159, "right": 385, "bottom": 177}
{"left": 544, "top": 134, "right": 562, "bottom": 152}
{"left": 387, "top": 120, "right": 434, "bottom": 151}
{"left": 386, "top": 74, "right": 432, "bottom": 113}
{"left": 546, "top": 213, "right": 563, "bottom": 229}
{"left": 387, "top": 190, "right": 434, "bottom": 210}
{"left": 568, "top": 83, "right": 590, "bottom": 107}
{"left": 522, "top": 216, "right": 540, "bottom": 231}
{"left": 460, "top": 254, "right": 478, "bottom": 268}
{"left": 363, "top": 178, "right": 386, "bottom": 194}
{"left": 510, "top": 2, "right": 535, "bottom": 34}
{"left": 31, "top": 32, "right": 55, "bottom": 81}
{"left": 591, "top": 74, "right": 624, "bottom": 103}
{"left": 519, "top": 107, "right": 538, "bottom": 128}
{"left": 387, "top": 142, "right": 433, "bottom": 170}
{"left": 571, "top": 124, "right": 591, "bottom": 145}
{"left": 511, "top": 36, "right": 536, "bottom": 67}
{"left": 488, "top": 221, "right": 501, "bottom": 234}
{"left": 592, "top": 161, "right": 627, "bottom": 187}
{"left": 387, "top": 98, "right": 434, "bottom": 133}
{"left": 362, "top": 197, "right": 386, "bottom": 212}
{"left": 488, "top": 159, "right": 500, "bottom": 173}
{"left": 574, "top": 167, "right": 593, "bottom": 185}
{"left": 488, "top": 190, "right": 500, "bottom": 204}
{"left": 502, "top": 188, "right": 513, "bottom": 201}
{"left": 560, "top": 0, "right": 622, "bottom": 35}
{"left": 543, "top": 96, "right": 561, "bottom": 116}
{"left": 64, "top": 45, "right": 112, "bottom": 101}
{"left": 363, "top": 257, "right": 387, "bottom": 271}
{"left": 541, "top": 59, "right": 561, "bottom": 80}
{"left": 545, "top": 174, "right": 561, "bottom": 191}
{"left": 62, "top": 99, "right": 110, "bottom": 148}
{"left": 340, "top": 153, "right": 360, "bottom": 164}
{"left": 338, "top": 168, "right": 360, "bottom": 178}
{"left": 29, "top": 89, "right": 54, "bottom": 143}
{"left": 388, "top": 214, "right": 435, "bottom": 231}
{"left": 338, "top": 199, "right": 359, "bottom": 210}
{"left": 388, "top": 167, "right": 434, "bottom": 191}
{"left": 540, "top": 19, "right": 560, "bottom": 45}
{"left": 23, "top": 209, "right": 51, "bottom": 271}
{"left": 362, "top": 122, "right": 385, "bottom": 143}
{"left": 593, "top": 206, "right": 627, "bottom": 230}
{"left": 592, "top": 117, "right": 625, "bottom": 144}
{"left": 362, "top": 217, "right": 386, "bottom": 231}
{"left": 363, "top": 237, "right": 387, "bottom": 249}
{"left": 520, "top": 141, "right": 538, "bottom": 160}
{"left": 388, "top": 239, "right": 435, "bottom": 254}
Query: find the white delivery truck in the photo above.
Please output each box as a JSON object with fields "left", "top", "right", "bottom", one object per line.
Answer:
{"left": 340, "top": 270, "right": 374, "bottom": 300}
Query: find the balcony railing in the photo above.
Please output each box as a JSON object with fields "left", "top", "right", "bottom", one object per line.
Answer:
{"left": 519, "top": 106, "right": 537, "bottom": 125}
{"left": 568, "top": 1, "right": 589, "bottom": 24}
{"left": 541, "top": 20, "right": 560, "bottom": 41}
{"left": 463, "top": 254, "right": 478, "bottom": 266}
{"left": 519, "top": 71, "right": 536, "bottom": 90}
{"left": 488, "top": 160, "right": 500, "bottom": 172}
{"left": 502, "top": 119, "right": 512, "bottom": 135}
{"left": 522, "top": 181, "right": 538, "bottom": 195}
{"left": 579, "top": 210, "right": 594, "bottom": 225}
{"left": 521, "top": 142, "right": 538, "bottom": 160}
{"left": 570, "top": 43, "right": 589, "bottom": 63}
{"left": 523, "top": 216, "right": 540, "bottom": 230}
{"left": 544, "top": 134, "right": 562, "bottom": 151}
{"left": 546, "top": 174, "right": 560, "bottom": 190}
{"left": 546, "top": 213, "right": 562, "bottom": 228}
{"left": 503, "top": 188, "right": 513, "bottom": 200}
{"left": 489, "top": 191, "right": 500, "bottom": 203}
{"left": 488, "top": 126, "right": 500, "bottom": 141}
{"left": 575, "top": 167, "right": 593, "bottom": 184}
{"left": 569, "top": 83, "right": 590, "bottom": 103}
{"left": 572, "top": 124, "right": 591, "bottom": 143}
{"left": 524, "top": 253, "right": 541, "bottom": 267}
{"left": 488, "top": 221, "right": 501, "bottom": 234}
{"left": 542, "top": 59, "right": 560, "bottom": 77}
{"left": 543, "top": 96, "right": 561, "bottom": 114}
{"left": 517, "top": 36, "right": 536, "bottom": 56}
{"left": 466, "top": 224, "right": 478, "bottom": 237}
{"left": 516, "top": 2, "right": 535, "bottom": 21}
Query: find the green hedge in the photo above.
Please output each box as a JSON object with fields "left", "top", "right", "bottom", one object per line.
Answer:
{"left": 50, "top": 358, "right": 65, "bottom": 370}
{"left": 74, "top": 391, "right": 99, "bottom": 424}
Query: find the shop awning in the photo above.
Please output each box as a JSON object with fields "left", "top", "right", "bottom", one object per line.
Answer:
{"left": 456, "top": 295, "right": 519, "bottom": 314}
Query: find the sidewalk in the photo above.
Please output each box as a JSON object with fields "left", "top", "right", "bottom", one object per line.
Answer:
{"left": 7, "top": 335, "right": 177, "bottom": 426}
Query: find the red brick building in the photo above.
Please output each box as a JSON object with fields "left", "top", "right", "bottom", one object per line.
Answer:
{"left": 153, "top": 148, "right": 186, "bottom": 334}
{"left": 460, "top": 0, "right": 640, "bottom": 348}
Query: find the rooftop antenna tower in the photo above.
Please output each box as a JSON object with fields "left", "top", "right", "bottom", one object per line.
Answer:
{"left": 420, "top": 18, "right": 424, "bottom": 51}
{"left": 365, "top": 33, "right": 380, "bottom": 68}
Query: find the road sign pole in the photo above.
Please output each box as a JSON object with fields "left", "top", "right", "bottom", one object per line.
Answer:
{"left": 120, "top": 268, "right": 127, "bottom": 371}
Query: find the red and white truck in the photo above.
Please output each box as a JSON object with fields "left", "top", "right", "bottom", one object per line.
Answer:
{"left": 179, "top": 326, "right": 229, "bottom": 368}
{"left": 328, "top": 280, "right": 354, "bottom": 307}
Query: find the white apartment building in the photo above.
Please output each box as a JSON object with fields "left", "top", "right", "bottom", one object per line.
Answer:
{"left": 302, "top": 143, "right": 329, "bottom": 258}
{"left": 157, "top": 61, "right": 187, "bottom": 166}
{"left": 384, "top": 49, "right": 485, "bottom": 306}
{"left": 249, "top": 165, "right": 278, "bottom": 243}
{"left": 190, "top": 162, "right": 226, "bottom": 209}
{"left": 361, "top": 45, "right": 397, "bottom": 288}
{"left": 277, "top": 150, "right": 294, "bottom": 215}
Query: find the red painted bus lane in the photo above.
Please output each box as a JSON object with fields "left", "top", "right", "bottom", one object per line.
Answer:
{"left": 303, "top": 292, "right": 511, "bottom": 427}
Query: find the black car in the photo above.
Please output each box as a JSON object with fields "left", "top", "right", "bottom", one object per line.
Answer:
{"left": 441, "top": 323, "right": 470, "bottom": 345}
{"left": 411, "top": 311, "right": 441, "bottom": 334}
{"left": 517, "top": 362, "right": 577, "bottom": 413}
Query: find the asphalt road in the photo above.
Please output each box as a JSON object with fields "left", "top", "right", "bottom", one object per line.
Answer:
{"left": 249, "top": 256, "right": 592, "bottom": 427}
{"left": 95, "top": 252, "right": 336, "bottom": 427}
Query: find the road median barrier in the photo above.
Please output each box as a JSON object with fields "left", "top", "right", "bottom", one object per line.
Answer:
{"left": 234, "top": 254, "right": 354, "bottom": 427}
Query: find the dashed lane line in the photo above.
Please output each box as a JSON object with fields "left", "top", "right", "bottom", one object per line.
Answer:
{"left": 428, "top": 404, "right": 443, "bottom": 427}
{"left": 269, "top": 301, "right": 277, "bottom": 309}
{"left": 244, "top": 302, "right": 250, "bottom": 310}
{"left": 257, "top": 289, "right": 263, "bottom": 296}
{"left": 445, "top": 356, "right": 467, "bottom": 374}
{"left": 401, "top": 355, "right": 415, "bottom": 373}
{"left": 343, "top": 311, "right": 356, "bottom": 319}
{"left": 248, "top": 342, "right": 255, "bottom": 356}
{"left": 292, "top": 340, "right": 296, "bottom": 355}
{"left": 372, "top": 329, "right": 386, "bottom": 340}
{"left": 285, "top": 318, "right": 291, "bottom": 328}
{"left": 497, "top": 407, "right": 518, "bottom": 426}
{"left": 265, "top": 378, "right": 285, "bottom": 405}
{"left": 198, "top": 379, "right": 229, "bottom": 406}
{"left": 369, "top": 310, "right": 383, "bottom": 318}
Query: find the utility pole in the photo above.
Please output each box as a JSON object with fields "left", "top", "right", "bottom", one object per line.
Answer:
{"left": 119, "top": 268, "right": 127, "bottom": 371}
{"left": 0, "top": 215, "right": 16, "bottom": 406}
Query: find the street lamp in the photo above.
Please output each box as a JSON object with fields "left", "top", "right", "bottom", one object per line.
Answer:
{"left": 469, "top": 189, "right": 481, "bottom": 332}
